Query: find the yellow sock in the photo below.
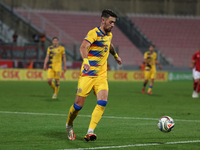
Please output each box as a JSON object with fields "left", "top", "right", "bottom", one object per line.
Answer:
{"left": 67, "top": 103, "right": 82, "bottom": 126}
{"left": 50, "top": 82, "right": 55, "bottom": 90}
{"left": 88, "top": 100, "right": 107, "bottom": 131}
{"left": 148, "top": 86, "right": 153, "bottom": 92}
{"left": 54, "top": 83, "right": 60, "bottom": 95}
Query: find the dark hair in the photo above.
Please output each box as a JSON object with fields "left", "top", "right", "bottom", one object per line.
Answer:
{"left": 149, "top": 44, "right": 155, "bottom": 48}
{"left": 52, "top": 37, "right": 59, "bottom": 41}
{"left": 101, "top": 9, "right": 118, "bottom": 19}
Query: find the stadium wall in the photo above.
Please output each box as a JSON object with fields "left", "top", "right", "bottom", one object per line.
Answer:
{"left": 2, "top": 0, "right": 200, "bottom": 16}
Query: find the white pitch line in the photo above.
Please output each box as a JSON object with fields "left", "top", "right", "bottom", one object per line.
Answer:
{"left": 0, "top": 111, "right": 200, "bottom": 122}
{"left": 58, "top": 140, "right": 200, "bottom": 150}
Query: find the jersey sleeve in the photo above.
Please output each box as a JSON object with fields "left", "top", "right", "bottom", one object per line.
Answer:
{"left": 62, "top": 47, "right": 65, "bottom": 55}
{"left": 192, "top": 54, "right": 196, "bottom": 60}
{"left": 144, "top": 52, "right": 147, "bottom": 59}
{"left": 84, "top": 30, "right": 97, "bottom": 44}
{"left": 47, "top": 47, "right": 50, "bottom": 54}
{"left": 155, "top": 52, "right": 157, "bottom": 60}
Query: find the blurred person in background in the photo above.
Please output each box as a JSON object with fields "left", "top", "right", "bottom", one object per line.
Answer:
{"left": 27, "top": 60, "right": 34, "bottom": 69}
{"left": 43, "top": 37, "right": 67, "bottom": 99}
{"left": 33, "top": 33, "right": 40, "bottom": 43}
{"left": 190, "top": 49, "right": 200, "bottom": 98}
{"left": 12, "top": 31, "right": 18, "bottom": 44}
{"left": 40, "top": 32, "right": 46, "bottom": 48}
{"left": 142, "top": 45, "right": 162, "bottom": 95}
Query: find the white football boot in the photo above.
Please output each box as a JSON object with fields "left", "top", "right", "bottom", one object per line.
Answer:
{"left": 192, "top": 91, "right": 199, "bottom": 98}
{"left": 66, "top": 124, "right": 75, "bottom": 140}
{"left": 52, "top": 94, "right": 57, "bottom": 99}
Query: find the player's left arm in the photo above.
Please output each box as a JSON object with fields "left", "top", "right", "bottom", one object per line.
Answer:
{"left": 110, "top": 43, "right": 122, "bottom": 65}
{"left": 155, "top": 59, "right": 162, "bottom": 70}
{"left": 190, "top": 60, "right": 195, "bottom": 69}
{"left": 62, "top": 53, "right": 67, "bottom": 73}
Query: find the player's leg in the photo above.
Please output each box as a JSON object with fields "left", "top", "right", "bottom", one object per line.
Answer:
{"left": 193, "top": 79, "right": 198, "bottom": 91}
{"left": 47, "top": 78, "right": 55, "bottom": 88}
{"left": 142, "top": 79, "right": 148, "bottom": 93}
{"left": 84, "top": 78, "right": 108, "bottom": 141}
{"left": 52, "top": 79, "right": 60, "bottom": 99}
{"left": 192, "top": 69, "right": 199, "bottom": 98}
{"left": 66, "top": 76, "right": 94, "bottom": 140}
{"left": 143, "top": 71, "right": 150, "bottom": 93}
{"left": 52, "top": 71, "right": 61, "bottom": 99}
{"left": 66, "top": 95, "right": 85, "bottom": 140}
{"left": 147, "top": 79, "right": 154, "bottom": 95}
{"left": 194, "top": 79, "right": 200, "bottom": 98}
{"left": 47, "top": 69, "right": 56, "bottom": 92}
{"left": 147, "top": 71, "right": 155, "bottom": 95}
{"left": 195, "top": 79, "right": 200, "bottom": 98}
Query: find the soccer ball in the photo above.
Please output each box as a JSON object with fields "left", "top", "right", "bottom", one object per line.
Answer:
{"left": 157, "top": 116, "right": 175, "bottom": 132}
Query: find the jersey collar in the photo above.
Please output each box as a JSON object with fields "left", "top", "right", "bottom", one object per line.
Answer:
{"left": 97, "top": 27, "right": 108, "bottom": 36}
{"left": 52, "top": 45, "right": 59, "bottom": 49}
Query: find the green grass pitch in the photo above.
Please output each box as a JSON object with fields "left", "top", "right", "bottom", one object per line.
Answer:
{"left": 0, "top": 81, "right": 200, "bottom": 150}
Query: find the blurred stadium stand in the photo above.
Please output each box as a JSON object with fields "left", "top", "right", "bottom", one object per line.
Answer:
{"left": 129, "top": 14, "right": 200, "bottom": 66}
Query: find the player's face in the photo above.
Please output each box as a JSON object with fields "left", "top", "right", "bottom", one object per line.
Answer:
{"left": 103, "top": 16, "right": 116, "bottom": 33}
{"left": 52, "top": 39, "right": 59, "bottom": 47}
{"left": 149, "top": 45, "right": 154, "bottom": 52}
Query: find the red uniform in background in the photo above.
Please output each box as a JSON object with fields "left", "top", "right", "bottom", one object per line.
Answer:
{"left": 191, "top": 51, "right": 200, "bottom": 98}
{"left": 192, "top": 51, "right": 200, "bottom": 72}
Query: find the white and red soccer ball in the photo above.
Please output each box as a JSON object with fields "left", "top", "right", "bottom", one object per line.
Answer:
{"left": 158, "top": 116, "right": 175, "bottom": 132}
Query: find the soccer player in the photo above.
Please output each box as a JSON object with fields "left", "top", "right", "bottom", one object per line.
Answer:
{"left": 43, "top": 37, "right": 67, "bottom": 99}
{"left": 191, "top": 49, "right": 200, "bottom": 98}
{"left": 66, "top": 9, "right": 122, "bottom": 141}
{"left": 142, "top": 45, "right": 162, "bottom": 94}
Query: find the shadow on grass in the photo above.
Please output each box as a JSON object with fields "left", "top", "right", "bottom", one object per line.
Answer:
{"left": 43, "top": 98, "right": 60, "bottom": 102}
{"left": 42, "top": 131, "right": 85, "bottom": 141}
{"left": 173, "top": 93, "right": 191, "bottom": 97}
{"left": 132, "top": 91, "right": 163, "bottom": 97}
{"left": 29, "top": 94, "right": 49, "bottom": 98}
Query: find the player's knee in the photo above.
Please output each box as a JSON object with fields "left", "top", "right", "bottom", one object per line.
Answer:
{"left": 97, "top": 100, "right": 107, "bottom": 107}
{"left": 55, "top": 79, "right": 59, "bottom": 84}
{"left": 47, "top": 79, "right": 52, "bottom": 85}
{"left": 73, "top": 103, "right": 82, "bottom": 111}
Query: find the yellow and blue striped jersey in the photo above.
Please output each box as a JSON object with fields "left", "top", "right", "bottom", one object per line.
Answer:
{"left": 81, "top": 27, "right": 112, "bottom": 77}
{"left": 47, "top": 45, "right": 65, "bottom": 71}
{"left": 144, "top": 51, "right": 157, "bottom": 71}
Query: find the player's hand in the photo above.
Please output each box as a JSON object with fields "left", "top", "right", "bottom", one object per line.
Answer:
{"left": 115, "top": 57, "right": 122, "bottom": 65}
{"left": 150, "top": 62, "right": 154, "bottom": 65}
{"left": 83, "top": 64, "right": 90, "bottom": 73}
{"left": 63, "top": 67, "right": 67, "bottom": 73}
{"left": 190, "top": 64, "right": 194, "bottom": 69}
{"left": 43, "top": 65, "right": 47, "bottom": 71}
{"left": 159, "top": 65, "right": 162, "bottom": 70}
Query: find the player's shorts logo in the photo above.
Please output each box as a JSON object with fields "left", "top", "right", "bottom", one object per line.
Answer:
{"left": 78, "top": 88, "right": 82, "bottom": 93}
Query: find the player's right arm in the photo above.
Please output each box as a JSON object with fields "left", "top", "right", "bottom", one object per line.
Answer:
{"left": 110, "top": 43, "right": 122, "bottom": 65}
{"left": 80, "top": 40, "right": 91, "bottom": 73}
{"left": 43, "top": 54, "right": 49, "bottom": 71}
{"left": 43, "top": 47, "right": 50, "bottom": 71}
{"left": 190, "top": 60, "right": 195, "bottom": 69}
{"left": 190, "top": 54, "right": 196, "bottom": 69}
{"left": 80, "top": 29, "right": 97, "bottom": 73}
